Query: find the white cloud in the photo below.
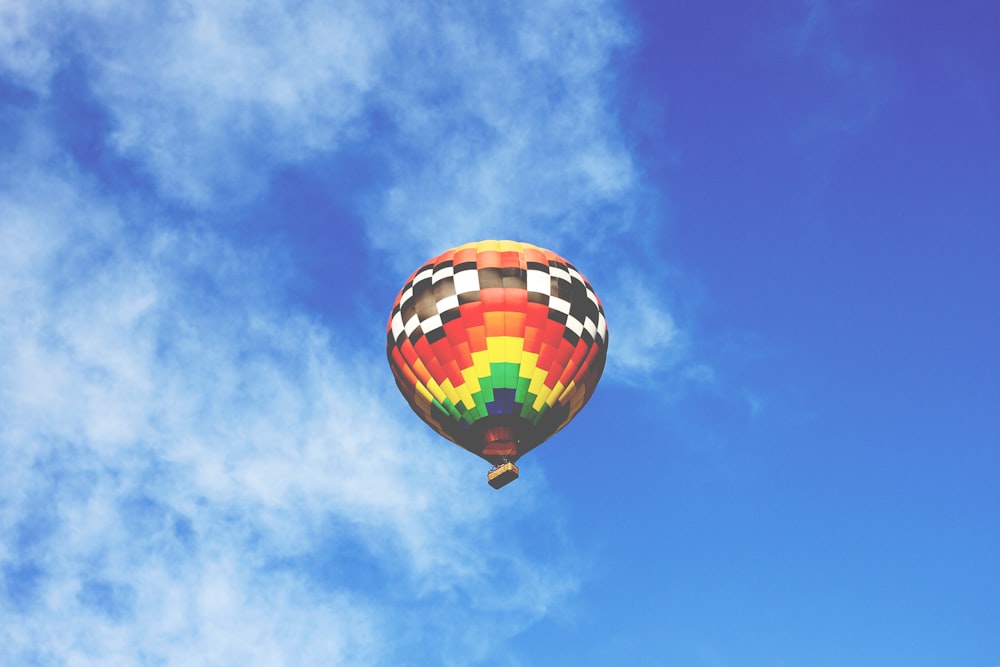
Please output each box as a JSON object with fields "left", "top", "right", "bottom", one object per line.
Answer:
{"left": 367, "top": 0, "right": 639, "bottom": 264}
{"left": 4, "top": 0, "right": 641, "bottom": 253}
{"left": 1, "top": 0, "right": 386, "bottom": 204}
{"left": 0, "top": 0, "right": 690, "bottom": 657}
{"left": 0, "top": 0, "right": 60, "bottom": 92}
{"left": 4, "top": 0, "right": 685, "bottom": 374}
{"left": 601, "top": 270, "right": 685, "bottom": 380}
{"left": 0, "top": 149, "right": 575, "bottom": 665}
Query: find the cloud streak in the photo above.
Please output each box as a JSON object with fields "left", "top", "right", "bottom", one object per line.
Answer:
{"left": 7, "top": 1, "right": 684, "bottom": 380}
{"left": 0, "top": 145, "right": 574, "bottom": 664}
{"left": 1, "top": 1, "right": 682, "bottom": 663}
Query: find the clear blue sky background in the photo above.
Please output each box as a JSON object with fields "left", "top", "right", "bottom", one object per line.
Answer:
{"left": 1, "top": 2, "right": 997, "bottom": 665}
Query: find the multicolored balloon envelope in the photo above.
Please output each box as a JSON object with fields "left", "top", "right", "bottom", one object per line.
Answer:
{"left": 386, "top": 240, "right": 609, "bottom": 488}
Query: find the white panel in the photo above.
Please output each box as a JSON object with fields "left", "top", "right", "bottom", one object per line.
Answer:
{"left": 549, "top": 266, "right": 570, "bottom": 283}
{"left": 453, "top": 269, "right": 480, "bottom": 294}
{"left": 550, "top": 296, "right": 571, "bottom": 314}
{"left": 421, "top": 314, "right": 443, "bottom": 332}
{"left": 527, "top": 268, "right": 550, "bottom": 295}
{"left": 436, "top": 294, "right": 459, "bottom": 312}
{"left": 432, "top": 266, "right": 454, "bottom": 283}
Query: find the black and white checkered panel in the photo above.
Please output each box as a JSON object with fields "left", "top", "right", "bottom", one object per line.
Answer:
{"left": 390, "top": 255, "right": 608, "bottom": 349}
{"left": 549, "top": 260, "right": 607, "bottom": 348}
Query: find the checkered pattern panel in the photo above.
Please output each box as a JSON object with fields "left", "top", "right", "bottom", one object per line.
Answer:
{"left": 387, "top": 240, "right": 608, "bottom": 461}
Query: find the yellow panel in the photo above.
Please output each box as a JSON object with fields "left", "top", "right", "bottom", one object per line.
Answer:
{"left": 415, "top": 382, "right": 434, "bottom": 404}
{"left": 486, "top": 336, "right": 507, "bottom": 364}
{"left": 440, "top": 377, "right": 462, "bottom": 407}
{"left": 498, "top": 240, "right": 523, "bottom": 253}
{"left": 518, "top": 351, "right": 539, "bottom": 379}
{"left": 545, "top": 381, "right": 565, "bottom": 407}
{"left": 460, "top": 365, "right": 482, "bottom": 395}
{"left": 528, "top": 366, "right": 548, "bottom": 397}
{"left": 472, "top": 350, "right": 492, "bottom": 378}
{"left": 426, "top": 377, "right": 447, "bottom": 404}
{"left": 505, "top": 337, "right": 524, "bottom": 363}
{"left": 533, "top": 381, "right": 553, "bottom": 411}
{"left": 483, "top": 336, "right": 525, "bottom": 367}
{"left": 477, "top": 240, "right": 501, "bottom": 253}
{"left": 457, "top": 383, "right": 476, "bottom": 411}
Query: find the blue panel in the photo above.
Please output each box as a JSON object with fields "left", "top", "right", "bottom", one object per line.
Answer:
{"left": 487, "top": 388, "right": 517, "bottom": 415}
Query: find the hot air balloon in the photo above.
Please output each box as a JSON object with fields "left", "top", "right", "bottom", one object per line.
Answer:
{"left": 386, "top": 240, "right": 608, "bottom": 488}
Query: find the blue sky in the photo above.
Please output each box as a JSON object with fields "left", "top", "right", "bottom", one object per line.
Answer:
{"left": 1, "top": 1, "right": 997, "bottom": 665}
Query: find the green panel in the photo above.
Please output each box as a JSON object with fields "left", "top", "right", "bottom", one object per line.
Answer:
{"left": 506, "top": 361, "right": 520, "bottom": 391}
{"left": 431, "top": 398, "right": 445, "bottom": 416}
{"left": 514, "top": 376, "right": 531, "bottom": 404}
{"left": 489, "top": 362, "right": 520, "bottom": 390}
{"left": 439, "top": 397, "right": 462, "bottom": 422}
{"left": 474, "top": 378, "right": 495, "bottom": 406}
{"left": 469, "top": 389, "right": 490, "bottom": 419}
{"left": 431, "top": 398, "right": 462, "bottom": 421}
{"left": 519, "top": 393, "right": 541, "bottom": 423}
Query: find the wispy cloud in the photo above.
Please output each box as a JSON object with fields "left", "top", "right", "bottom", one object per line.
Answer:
{"left": 366, "top": 1, "right": 637, "bottom": 262}
{"left": 1, "top": 2, "right": 682, "bottom": 662}
{"left": 0, "top": 143, "right": 574, "bottom": 664}
{"left": 7, "top": 1, "right": 683, "bottom": 378}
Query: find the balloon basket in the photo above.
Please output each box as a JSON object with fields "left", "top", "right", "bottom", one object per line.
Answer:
{"left": 487, "top": 462, "right": 519, "bottom": 489}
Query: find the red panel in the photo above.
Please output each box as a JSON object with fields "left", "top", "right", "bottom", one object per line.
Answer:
{"left": 480, "top": 287, "right": 506, "bottom": 311}
{"left": 504, "top": 287, "right": 528, "bottom": 343}
{"left": 556, "top": 340, "right": 590, "bottom": 389}
{"left": 400, "top": 340, "right": 420, "bottom": 368}
{"left": 452, "top": 340, "right": 473, "bottom": 370}
{"left": 460, "top": 301, "right": 484, "bottom": 327}
{"left": 500, "top": 250, "right": 521, "bottom": 268}
{"left": 445, "top": 359, "right": 464, "bottom": 389}
{"left": 536, "top": 341, "right": 556, "bottom": 378}
{"left": 467, "top": 325, "right": 487, "bottom": 353}
{"left": 541, "top": 316, "right": 566, "bottom": 351}
{"left": 443, "top": 317, "right": 469, "bottom": 345}
{"left": 504, "top": 287, "right": 527, "bottom": 311}
{"left": 545, "top": 337, "right": 577, "bottom": 388}
{"left": 525, "top": 301, "right": 548, "bottom": 329}
{"left": 414, "top": 336, "right": 447, "bottom": 384}
{"left": 453, "top": 247, "right": 477, "bottom": 265}
{"left": 391, "top": 347, "right": 414, "bottom": 384}
{"left": 523, "top": 247, "right": 547, "bottom": 265}
{"left": 572, "top": 343, "right": 603, "bottom": 391}
{"left": 477, "top": 250, "right": 501, "bottom": 268}
{"left": 430, "top": 337, "right": 457, "bottom": 378}
{"left": 523, "top": 325, "right": 543, "bottom": 355}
